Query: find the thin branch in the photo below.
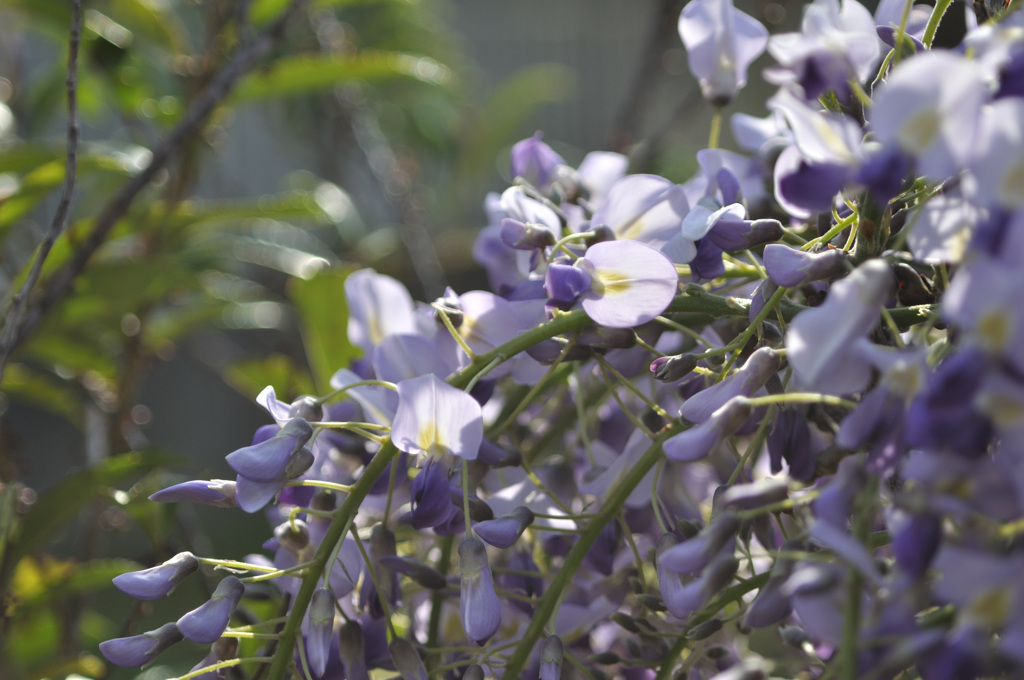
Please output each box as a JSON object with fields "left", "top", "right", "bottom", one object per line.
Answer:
{"left": 0, "top": 0, "right": 309, "bottom": 376}
{"left": 608, "top": 0, "right": 687, "bottom": 154}
{"left": 0, "top": 0, "right": 83, "bottom": 381}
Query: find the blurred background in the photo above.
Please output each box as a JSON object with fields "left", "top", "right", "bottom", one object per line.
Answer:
{"left": 0, "top": 0, "right": 821, "bottom": 677}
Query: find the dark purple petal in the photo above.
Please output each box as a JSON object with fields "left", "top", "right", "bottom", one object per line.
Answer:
{"left": 113, "top": 552, "right": 199, "bottom": 601}
{"left": 176, "top": 576, "right": 244, "bottom": 644}
{"left": 473, "top": 506, "right": 534, "bottom": 549}
{"left": 776, "top": 153, "right": 851, "bottom": 214}
{"left": 707, "top": 217, "right": 784, "bottom": 251}
{"left": 226, "top": 419, "right": 313, "bottom": 483}
{"left": 545, "top": 261, "right": 592, "bottom": 305}
{"left": 411, "top": 460, "right": 455, "bottom": 529}
{"left": 892, "top": 512, "right": 942, "bottom": 578}
{"left": 99, "top": 622, "right": 183, "bottom": 668}
{"left": 763, "top": 244, "right": 849, "bottom": 288}
{"left": 149, "top": 480, "right": 237, "bottom": 507}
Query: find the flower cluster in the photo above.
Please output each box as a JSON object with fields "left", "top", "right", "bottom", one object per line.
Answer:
{"left": 103, "top": 2, "right": 1024, "bottom": 679}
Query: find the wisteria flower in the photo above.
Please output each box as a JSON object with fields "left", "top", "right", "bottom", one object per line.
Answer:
{"left": 547, "top": 240, "right": 678, "bottom": 328}
{"left": 785, "top": 258, "right": 894, "bottom": 394}
{"left": 678, "top": 0, "right": 769, "bottom": 104}
{"left": 113, "top": 552, "right": 199, "bottom": 601}
{"left": 458, "top": 537, "right": 501, "bottom": 645}
{"left": 391, "top": 374, "right": 483, "bottom": 461}
{"left": 870, "top": 50, "right": 989, "bottom": 181}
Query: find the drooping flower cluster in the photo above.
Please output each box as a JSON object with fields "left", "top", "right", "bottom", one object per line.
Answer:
{"left": 101, "top": 3, "right": 1024, "bottom": 680}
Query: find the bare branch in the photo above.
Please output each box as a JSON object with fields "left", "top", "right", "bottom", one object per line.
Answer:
{"left": 0, "top": 0, "right": 309, "bottom": 377}
{"left": 0, "top": 0, "right": 83, "bottom": 381}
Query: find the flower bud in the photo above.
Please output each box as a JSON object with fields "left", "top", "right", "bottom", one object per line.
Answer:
{"left": 458, "top": 537, "right": 501, "bottom": 645}
{"left": 473, "top": 505, "right": 534, "bottom": 549}
{"left": 462, "top": 664, "right": 485, "bottom": 680}
{"left": 378, "top": 555, "right": 448, "bottom": 590}
{"left": 540, "top": 635, "right": 564, "bottom": 680}
{"left": 511, "top": 132, "right": 565, "bottom": 192}
{"left": 113, "top": 551, "right": 199, "bottom": 601}
{"left": 149, "top": 480, "right": 237, "bottom": 507}
{"left": 338, "top": 621, "right": 369, "bottom": 680}
{"left": 707, "top": 218, "right": 784, "bottom": 251}
{"left": 287, "top": 395, "right": 323, "bottom": 422}
{"left": 389, "top": 637, "right": 429, "bottom": 680}
{"left": 763, "top": 244, "right": 849, "bottom": 287}
{"left": 307, "top": 587, "right": 335, "bottom": 678}
{"left": 651, "top": 354, "right": 699, "bottom": 382}
{"left": 99, "top": 622, "right": 184, "bottom": 668}
{"left": 274, "top": 519, "right": 310, "bottom": 552}
{"left": 176, "top": 576, "right": 244, "bottom": 643}
{"left": 501, "top": 218, "right": 557, "bottom": 250}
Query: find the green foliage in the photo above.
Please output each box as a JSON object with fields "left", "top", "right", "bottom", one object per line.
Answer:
{"left": 0, "top": 0, "right": 567, "bottom": 676}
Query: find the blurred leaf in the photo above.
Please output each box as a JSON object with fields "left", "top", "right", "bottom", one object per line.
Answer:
{"left": 0, "top": 150, "right": 137, "bottom": 234}
{"left": 3, "top": 601, "right": 60, "bottom": 669}
{"left": 106, "top": 0, "right": 189, "bottom": 56}
{"left": 10, "top": 557, "right": 142, "bottom": 619}
{"left": 0, "top": 363, "right": 82, "bottom": 423}
{"left": 2, "top": 451, "right": 174, "bottom": 576}
{"left": 163, "top": 192, "right": 335, "bottom": 230}
{"left": 230, "top": 51, "right": 451, "bottom": 104}
{"left": 225, "top": 353, "right": 316, "bottom": 401}
{"left": 287, "top": 268, "right": 359, "bottom": 392}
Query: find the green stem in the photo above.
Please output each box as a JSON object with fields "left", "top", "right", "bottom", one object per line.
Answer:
{"left": 922, "top": 0, "right": 954, "bottom": 47}
{"left": 499, "top": 424, "right": 682, "bottom": 680}
{"left": 708, "top": 107, "right": 723, "bottom": 150}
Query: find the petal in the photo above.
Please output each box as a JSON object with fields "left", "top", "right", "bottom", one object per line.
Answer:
{"left": 458, "top": 538, "right": 501, "bottom": 645}
{"left": 392, "top": 375, "right": 483, "bottom": 460}
{"left": 113, "top": 552, "right": 199, "bottom": 601}
{"left": 176, "top": 576, "right": 245, "bottom": 644}
{"left": 579, "top": 240, "right": 678, "bottom": 328}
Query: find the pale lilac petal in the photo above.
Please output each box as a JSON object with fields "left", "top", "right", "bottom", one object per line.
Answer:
{"left": 906, "top": 190, "right": 983, "bottom": 263}
{"left": 591, "top": 174, "right": 689, "bottom": 246}
{"left": 785, "top": 259, "right": 894, "bottom": 394}
{"left": 345, "top": 269, "right": 418, "bottom": 353}
{"left": 372, "top": 333, "right": 455, "bottom": 383}
{"left": 392, "top": 374, "right": 483, "bottom": 460}
{"left": 679, "top": 0, "right": 769, "bottom": 103}
{"left": 970, "top": 98, "right": 1024, "bottom": 209}
{"left": 458, "top": 538, "right": 501, "bottom": 645}
{"left": 578, "top": 240, "right": 678, "bottom": 328}
{"left": 871, "top": 51, "right": 988, "bottom": 181}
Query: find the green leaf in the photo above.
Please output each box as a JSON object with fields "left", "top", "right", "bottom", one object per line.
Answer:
{"left": 230, "top": 52, "right": 451, "bottom": 104}
{"left": 287, "top": 268, "right": 360, "bottom": 392}
{"left": 1, "top": 451, "right": 174, "bottom": 577}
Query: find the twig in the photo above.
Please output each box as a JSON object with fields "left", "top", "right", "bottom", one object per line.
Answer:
{"left": 608, "top": 0, "right": 687, "bottom": 153}
{"left": 0, "top": 0, "right": 309, "bottom": 375}
{"left": 0, "top": 0, "right": 83, "bottom": 381}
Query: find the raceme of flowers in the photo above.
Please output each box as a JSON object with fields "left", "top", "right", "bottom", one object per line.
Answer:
{"left": 102, "top": 1, "right": 1024, "bottom": 679}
